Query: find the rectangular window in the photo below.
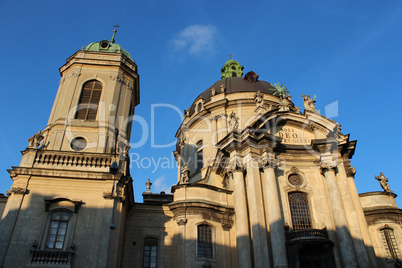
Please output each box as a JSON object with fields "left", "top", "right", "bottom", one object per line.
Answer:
{"left": 143, "top": 238, "right": 158, "bottom": 268}
{"left": 45, "top": 211, "right": 71, "bottom": 250}
{"left": 197, "top": 225, "right": 213, "bottom": 259}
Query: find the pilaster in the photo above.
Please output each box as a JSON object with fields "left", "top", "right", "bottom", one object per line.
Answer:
{"left": 245, "top": 155, "right": 270, "bottom": 268}
{"left": 345, "top": 167, "right": 379, "bottom": 267}
{"left": 259, "top": 155, "right": 288, "bottom": 268}
{"left": 227, "top": 158, "right": 252, "bottom": 268}
{"left": 321, "top": 161, "right": 358, "bottom": 267}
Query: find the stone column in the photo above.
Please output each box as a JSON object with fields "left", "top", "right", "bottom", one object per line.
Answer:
{"left": 321, "top": 161, "right": 358, "bottom": 268}
{"left": 230, "top": 163, "right": 252, "bottom": 268}
{"left": 260, "top": 157, "right": 288, "bottom": 268}
{"left": 245, "top": 156, "right": 270, "bottom": 268}
{"left": 346, "top": 167, "right": 379, "bottom": 267}
{"left": 337, "top": 164, "right": 370, "bottom": 268}
{"left": 176, "top": 218, "right": 187, "bottom": 268}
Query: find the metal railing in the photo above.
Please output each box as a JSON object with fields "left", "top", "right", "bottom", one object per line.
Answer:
{"left": 286, "top": 228, "right": 328, "bottom": 242}
{"left": 30, "top": 250, "right": 73, "bottom": 265}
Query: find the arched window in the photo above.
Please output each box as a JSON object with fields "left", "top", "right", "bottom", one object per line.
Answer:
{"left": 380, "top": 226, "right": 400, "bottom": 259}
{"left": 289, "top": 192, "right": 312, "bottom": 230}
{"left": 196, "top": 141, "right": 203, "bottom": 171}
{"left": 143, "top": 237, "right": 158, "bottom": 268}
{"left": 197, "top": 224, "right": 213, "bottom": 259}
{"left": 197, "top": 102, "right": 202, "bottom": 113}
{"left": 45, "top": 210, "right": 72, "bottom": 250}
{"left": 75, "top": 80, "right": 102, "bottom": 120}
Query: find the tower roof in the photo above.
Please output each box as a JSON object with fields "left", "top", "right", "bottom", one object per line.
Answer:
{"left": 83, "top": 30, "right": 132, "bottom": 60}
{"left": 221, "top": 58, "right": 244, "bottom": 79}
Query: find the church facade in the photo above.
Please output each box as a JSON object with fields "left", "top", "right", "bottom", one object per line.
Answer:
{"left": 0, "top": 33, "right": 401, "bottom": 268}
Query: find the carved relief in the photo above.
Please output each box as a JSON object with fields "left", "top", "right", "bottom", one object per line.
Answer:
{"left": 6, "top": 187, "right": 28, "bottom": 195}
{"left": 67, "top": 70, "right": 81, "bottom": 79}
{"left": 176, "top": 218, "right": 188, "bottom": 226}
{"left": 180, "top": 163, "right": 190, "bottom": 184}
{"left": 346, "top": 167, "right": 356, "bottom": 178}
{"left": 310, "top": 123, "right": 330, "bottom": 136}
{"left": 259, "top": 156, "right": 280, "bottom": 169}
{"left": 103, "top": 192, "right": 117, "bottom": 199}
{"left": 226, "top": 158, "right": 245, "bottom": 174}
{"left": 221, "top": 222, "right": 232, "bottom": 231}
{"left": 320, "top": 161, "right": 337, "bottom": 173}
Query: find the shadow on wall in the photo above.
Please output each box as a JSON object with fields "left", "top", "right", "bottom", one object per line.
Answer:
{"left": 0, "top": 193, "right": 400, "bottom": 268}
{"left": 0, "top": 192, "right": 127, "bottom": 268}
{"left": 120, "top": 200, "right": 400, "bottom": 268}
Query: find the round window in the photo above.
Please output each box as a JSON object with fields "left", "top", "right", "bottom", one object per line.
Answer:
{"left": 288, "top": 174, "right": 303, "bottom": 186}
{"left": 70, "top": 137, "right": 87, "bottom": 151}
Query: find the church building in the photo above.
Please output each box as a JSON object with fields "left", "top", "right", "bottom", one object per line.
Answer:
{"left": 0, "top": 32, "right": 401, "bottom": 268}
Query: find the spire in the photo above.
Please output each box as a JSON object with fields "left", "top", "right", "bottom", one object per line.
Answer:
{"left": 220, "top": 56, "right": 244, "bottom": 79}
{"left": 111, "top": 24, "right": 120, "bottom": 44}
{"left": 110, "top": 29, "right": 117, "bottom": 44}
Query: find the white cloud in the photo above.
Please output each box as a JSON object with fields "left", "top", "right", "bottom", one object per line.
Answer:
{"left": 171, "top": 24, "right": 217, "bottom": 58}
{"left": 152, "top": 176, "right": 173, "bottom": 193}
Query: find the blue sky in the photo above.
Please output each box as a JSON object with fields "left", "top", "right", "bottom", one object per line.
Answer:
{"left": 0, "top": 0, "right": 401, "bottom": 206}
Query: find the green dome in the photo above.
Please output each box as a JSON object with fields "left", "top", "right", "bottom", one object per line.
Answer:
{"left": 83, "top": 30, "right": 132, "bottom": 60}
{"left": 221, "top": 59, "right": 244, "bottom": 79}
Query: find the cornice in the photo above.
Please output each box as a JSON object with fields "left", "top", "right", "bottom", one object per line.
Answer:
{"left": 7, "top": 166, "right": 118, "bottom": 181}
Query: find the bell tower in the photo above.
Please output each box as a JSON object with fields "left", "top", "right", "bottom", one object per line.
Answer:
{"left": 0, "top": 30, "right": 139, "bottom": 268}
{"left": 45, "top": 29, "right": 139, "bottom": 156}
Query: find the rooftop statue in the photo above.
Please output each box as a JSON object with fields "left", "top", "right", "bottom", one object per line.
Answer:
{"left": 375, "top": 172, "right": 392, "bottom": 193}
{"left": 27, "top": 130, "right": 44, "bottom": 149}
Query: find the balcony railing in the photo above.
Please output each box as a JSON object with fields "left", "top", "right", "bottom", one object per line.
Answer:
{"left": 30, "top": 250, "right": 73, "bottom": 265}
{"left": 34, "top": 150, "right": 112, "bottom": 171}
{"left": 286, "top": 228, "right": 329, "bottom": 242}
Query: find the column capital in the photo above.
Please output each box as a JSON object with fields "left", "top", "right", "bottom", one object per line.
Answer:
{"left": 227, "top": 159, "right": 245, "bottom": 173}
{"left": 211, "top": 115, "right": 220, "bottom": 121}
{"left": 346, "top": 167, "right": 356, "bottom": 178}
{"left": 176, "top": 218, "right": 188, "bottom": 226}
{"left": 320, "top": 160, "right": 337, "bottom": 173}
{"left": 6, "top": 186, "right": 28, "bottom": 196}
{"left": 259, "top": 156, "right": 280, "bottom": 169}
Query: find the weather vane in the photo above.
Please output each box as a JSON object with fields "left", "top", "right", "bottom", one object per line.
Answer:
{"left": 113, "top": 24, "right": 120, "bottom": 30}
{"left": 228, "top": 54, "right": 232, "bottom": 60}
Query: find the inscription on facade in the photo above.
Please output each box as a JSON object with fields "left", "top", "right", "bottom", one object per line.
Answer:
{"left": 275, "top": 127, "right": 312, "bottom": 145}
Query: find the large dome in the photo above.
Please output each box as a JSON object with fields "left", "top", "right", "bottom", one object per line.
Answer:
{"left": 189, "top": 75, "right": 277, "bottom": 115}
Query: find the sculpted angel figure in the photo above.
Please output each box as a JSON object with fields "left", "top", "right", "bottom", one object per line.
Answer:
{"left": 254, "top": 91, "right": 264, "bottom": 108}
{"left": 180, "top": 163, "right": 190, "bottom": 184}
{"left": 375, "top": 172, "right": 392, "bottom": 193}
{"left": 302, "top": 94, "right": 318, "bottom": 113}
{"left": 228, "top": 112, "right": 239, "bottom": 131}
